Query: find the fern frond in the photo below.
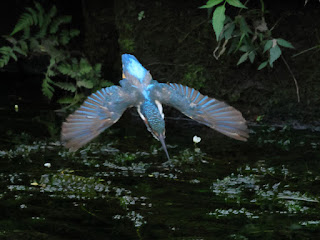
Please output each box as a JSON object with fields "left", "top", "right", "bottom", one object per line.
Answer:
{"left": 3, "top": 35, "right": 17, "bottom": 45}
{"left": 26, "top": 7, "right": 38, "bottom": 25}
{"left": 42, "top": 77, "right": 54, "bottom": 99}
{"left": 73, "top": 93, "right": 85, "bottom": 102}
{"left": 11, "top": 13, "right": 34, "bottom": 35}
{"left": 48, "top": 5, "right": 57, "bottom": 18}
{"left": 47, "top": 69, "right": 55, "bottom": 77}
{"left": 29, "top": 38, "right": 40, "bottom": 51}
{"left": 35, "top": 15, "right": 50, "bottom": 39}
{"left": 69, "top": 29, "right": 80, "bottom": 38}
{"left": 79, "top": 58, "right": 92, "bottom": 75}
{"left": 34, "top": 2, "right": 45, "bottom": 26}
{"left": 71, "top": 61, "right": 79, "bottom": 76}
{"left": 57, "top": 63, "right": 72, "bottom": 75}
{"left": 94, "top": 63, "right": 102, "bottom": 72}
{"left": 13, "top": 46, "right": 27, "bottom": 56}
{"left": 77, "top": 80, "right": 94, "bottom": 89}
{"left": 99, "top": 80, "right": 113, "bottom": 88}
{"left": 22, "top": 27, "right": 30, "bottom": 39}
{"left": 59, "top": 29, "right": 71, "bottom": 45}
{"left": 0, "top": 46, "right": 13, "bottom": 54}
{"left": 19, "top": 40, "right": 28, "bottom": 53}
{"left": 10, "top": 52, "right": 17, "bottom": 61}
{"left": 0, "top": 55, "right": 10, "bottom": 68}
{"left": 55, "top": 82, "right": 76, "bottom": 92}
{"left": 57, "top": 97, "right": 74, "bottom": 104}
{"left": 0, "top": 47, "right": 15, "bottom": 65}
{"left": 49, "top": 15, "right": 72, "bottom": 34}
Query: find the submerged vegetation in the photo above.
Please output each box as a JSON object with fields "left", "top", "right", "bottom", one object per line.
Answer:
{"left": 1, "top": 125, "right": 320, "bottom": 238}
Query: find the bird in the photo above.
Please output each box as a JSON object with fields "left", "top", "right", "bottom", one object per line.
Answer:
{"left": 61, "top": 54, "right": 249, "bottom": 160}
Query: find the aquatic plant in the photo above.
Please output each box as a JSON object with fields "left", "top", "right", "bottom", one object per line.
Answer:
{"left": 210, "top": 164, "right": 319, "bottom": 220}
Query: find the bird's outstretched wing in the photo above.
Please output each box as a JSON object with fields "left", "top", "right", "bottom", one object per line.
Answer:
{"left": 151, "top": 83, "right": 249, "bottom": 141}
{"left": 61, "top": 86, "right": 136, "bottom": 151}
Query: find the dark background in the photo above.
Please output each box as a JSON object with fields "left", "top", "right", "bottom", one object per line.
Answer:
{"left": 1, "top": 0, "right": 320, "bottom": 129}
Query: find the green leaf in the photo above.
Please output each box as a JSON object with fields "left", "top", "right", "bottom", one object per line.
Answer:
{"left": 42, "top": 77, "right": 54, "bottom": 99}
{"left": 47, "top": 69, "right": 55, "bottom": 77}
{"left": 59, "top": 29, "right": 71, "bottom": 45}
{"left": 212, "top": 5, "right": 226, "bottom": 41}
{"left": 94, "top": 63, "right": 102, "bottom": 72}
{"left": 0, "top": 46, "right": 12, "bottom": 54}
{"left": 248, "top": 51, "right": 255, "bottom": 63}
{"left": 26, "top": 7, "right": 38, "bottom": 25}
{"left": 69, "top": 29, "right": 80, "bottom": 38}
{"left": 0, "top": 59, "right": 6, "bottom": 68}
{"left": 55, "top": 82, "right": 76, "bottom": 92}
{"left": 57, "top": 97, "right": 74, "bottom": 104}
{"left": 269, "top": 45, "right": 282, "bottom": 67}
{"left": 77, "top": 80, "right": 94, "bottom": 89}
{"left": 79, "top": 58, "right": 92, "bottom": 75}
{"left": 73, "top": 93, "right": 86, "bottom": 102}
{"left": 50, "top": 15, "right": 72, "bottom": 34}
{"left": 35, "top": 2, "right": 44, "bottom": 27}
{"left": 35, "top": 2, "right": 45, "bottom": 17}
{"left": 234, "top": 33, "right": 246, "bottom": 52}
{"left": 238, "top": 16, "right": 252, "bottom": 35}
{"left": 99, "top": 80, "right": 113, "bottom": 88}
{"left": 199, "top": 0, "right": 224, "bottom": 9}
{"left": 11, "top": 13, "right": 34, "bottom": 35}
{"left": 226, "top": 0, "right": 247, "bottom": 8}
{"left": 239, "top": 45, "right": 248, "bottom": 52}
{"left": 49, "top": 57, "right": 55, "bottom": 66}
{"left": 48, "top": 5, "right": 57, "bottom": 18}
{"left": 35, "top": 15, "right": 50, "bottom": 38}
{"left": 0, "top": 55, "right": 10, "bottom": 67}
{"left": 22, "top": 27, "right": 30, "bottom": 39}
{"left": 29, "top": 38, "right": 40, "bottom": 50}
{"left": 263, "top": 40, "right": 273, "bottom": 53}
{"left": 13, "top": 46, "right": 26, "bottom": 56}
{"left": 237, "top": 52, "right": 248, "bottom": 65}
{"left": 277, "top": 38, "right": 294, "bottom": 49}
{"left": 57, "top": 63, "right": 72, "bottom": 75}
{"left": 258, "top": 61, "right": 268, "bottom": 70}
{"left": 19, "top": 40, "right": 28, "bottom": 53}
{"left": 223, "top": 22, "right": 235, "bottom": 40}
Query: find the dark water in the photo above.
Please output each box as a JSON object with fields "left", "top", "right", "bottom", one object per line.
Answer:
{"left": 1, "top": 108, "right": 320, "bottom": 240}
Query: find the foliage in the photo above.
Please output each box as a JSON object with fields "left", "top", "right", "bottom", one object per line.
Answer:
{"left": 181, "top": 64, "right": 206, "bottom": 90}
{"left": 200, "top": 0, "right": 294, "bottom": 70}
{"left": 0, "top": 2, "right": 112, "bottom": 106}
{"left": 119, "top": 38, "right": 135, "bottom": 52}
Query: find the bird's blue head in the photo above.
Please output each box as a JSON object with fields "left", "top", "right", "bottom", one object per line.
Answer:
{"left": 122, "top": 54, "right": 148, "bottom": 83}
{"left": 137, "top": 100, "right": 170, "bottom": 160}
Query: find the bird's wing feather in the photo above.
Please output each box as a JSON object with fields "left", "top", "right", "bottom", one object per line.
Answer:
{"left": 61, "top": 85, "right": 137, "bottom": 151}
{"left": 151, "top": 83, "right": 249, "bottom": 141}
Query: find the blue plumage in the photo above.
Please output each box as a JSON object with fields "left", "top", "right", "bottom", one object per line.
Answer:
{"left": 122, "top": 54, "right": 147, "bottom": 83}
{"left": 61, "top": 54, "right": 249, "bottom": 159}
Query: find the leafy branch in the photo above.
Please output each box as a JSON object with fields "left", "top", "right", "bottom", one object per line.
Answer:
{"left": 0, "top": 2, "right": 112, "bottom": 106}
{"left": 200, "top": 0, "right": 300, "bottom": 102}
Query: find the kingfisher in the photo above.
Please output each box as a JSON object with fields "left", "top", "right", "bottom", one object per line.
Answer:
{"left": 61, "top": 54, "right": 249, "bottom": 160}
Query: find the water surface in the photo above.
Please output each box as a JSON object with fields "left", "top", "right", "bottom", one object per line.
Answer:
{"left": 1, "top": 109, "right": 320, "bottom": 239}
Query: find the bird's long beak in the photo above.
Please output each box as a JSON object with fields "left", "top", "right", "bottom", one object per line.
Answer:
{"left": 158, "top": 133, "right": 170, "bottom": 161}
